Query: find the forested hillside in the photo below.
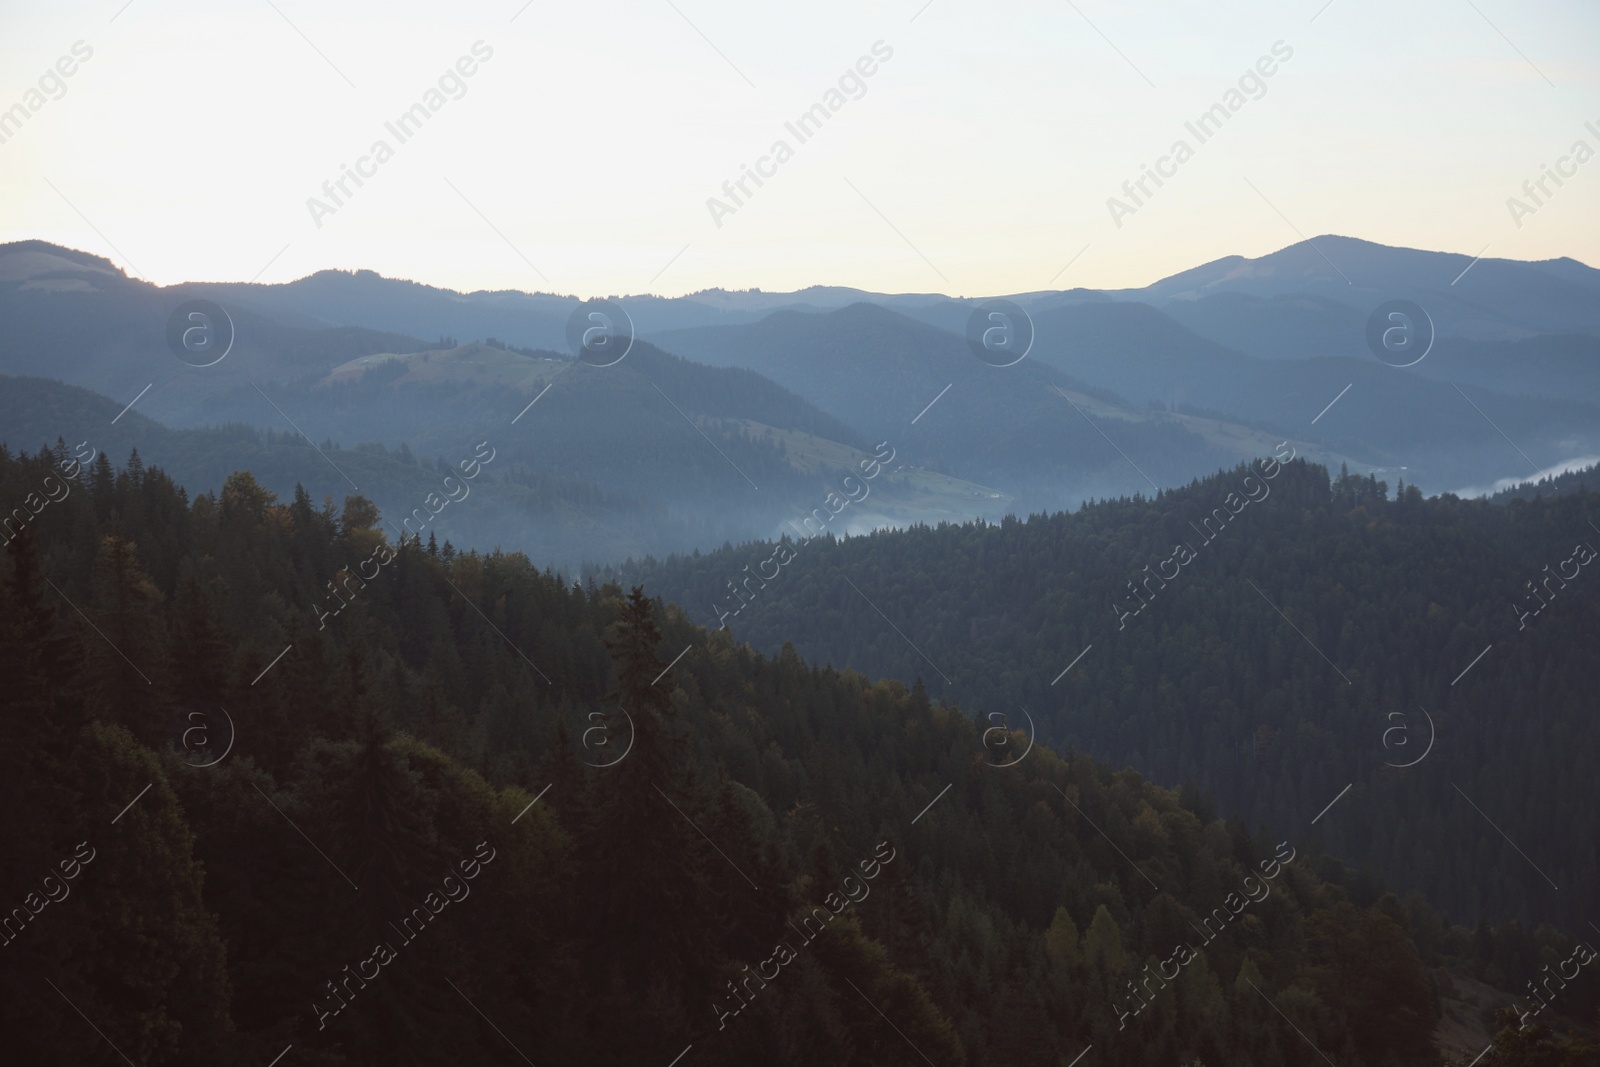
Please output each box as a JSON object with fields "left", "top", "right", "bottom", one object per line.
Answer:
{"left": 0, "top": 442, "right": 1485, "bottom": 1066}
{"left": 620, "top": 458, "right": 1600, "bottom": 929}
{"left": 1490, "top": 462, "right": 1600, "bottom": 504}
{"left": 0, "top": 374, "right": 738, "bottom": 567}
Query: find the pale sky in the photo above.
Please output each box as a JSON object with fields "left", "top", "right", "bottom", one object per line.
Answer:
{"left": 2, "top": 0, "right": 1597, "bottom": 298}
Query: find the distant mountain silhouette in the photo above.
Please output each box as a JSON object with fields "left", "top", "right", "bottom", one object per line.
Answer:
{"left": 5, "top": 235, "right": 1598, "bottom": 528}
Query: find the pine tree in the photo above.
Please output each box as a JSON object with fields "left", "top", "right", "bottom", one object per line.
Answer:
{"left": 570, "top": 588, "right": 719, "bottom": 1055}
{"left": 86, "top": 533, "right": 164, "bottom": 744}
{"left": 168, "top": 572, "right": 230, "bottom": 706}
{"left": 89, "top": 450, "right": 116, "bottom": 519}
{"left": 0, "top": 529, "right": 86, "bottom": 1053}
{"left": 1046, "top": 905, "right": 1081, "bottom": 965}
{"left": 1084, "top": 903, "right": 1127, "bottom": 976}
{"left": 59, "top": 724, "right": 234, "bottom": 1065}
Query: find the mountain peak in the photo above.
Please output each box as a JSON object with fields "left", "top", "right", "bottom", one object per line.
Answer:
{"left": 0, "top": 240, "right": 125, "bottom": 284}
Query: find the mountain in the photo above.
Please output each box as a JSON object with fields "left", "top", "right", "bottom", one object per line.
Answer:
{"left": 655, "top": 297, "right": 1600, "bottom": 497}
{"left": 0, "top": 245, "right": 1032, "bottom": 563}
{"left": 0, "top": 442, "right": 1495, "bottom": 1066}
{"left": 1022, "top": 301, "right": 1600, "bottom": 484}
{"left": 1154, "top": 291, "right": 1375, "bottom": 361}
{"left": 617, "top": 459, "right": 1600, "bottom": 929}
{"left": 209, "top": 267, "right": 574, "bottom": 350}
{"left": 651, "top": 302, "right": 1279, "bottom": 507}
{"left": 1134, "top": 236, "right": 1600, "bottom": 341}
{"left": 0, "top": 374, "right": 714, "bottom": 567}
{"left": 0, "top": 372, "right": 1020, "bottom": 569}
{"left": 0, "top": 245, "right": 432, "bottom": 402}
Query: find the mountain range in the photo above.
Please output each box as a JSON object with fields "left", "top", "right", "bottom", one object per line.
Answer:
{"left": 4, "top": 235, "right": 1598, "bottom": 566}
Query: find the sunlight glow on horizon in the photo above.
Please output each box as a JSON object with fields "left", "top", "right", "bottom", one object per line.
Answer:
{"left": 1, "top": 0, "right": 1597, "bottom": 298}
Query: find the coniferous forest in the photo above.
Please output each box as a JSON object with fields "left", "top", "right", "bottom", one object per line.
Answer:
{"left": 2, "top": 439, "right": 1596, "bottom": 1066}
{"left": 621, "top": 459, "right": 1600, "bottom": 929}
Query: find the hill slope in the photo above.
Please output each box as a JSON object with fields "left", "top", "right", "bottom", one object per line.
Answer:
{"left": 0, "top": 444, "right": 1464, "bottom": 1065}
{"left": 618, "top": 459, "right": 1600, "bottom": 928}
